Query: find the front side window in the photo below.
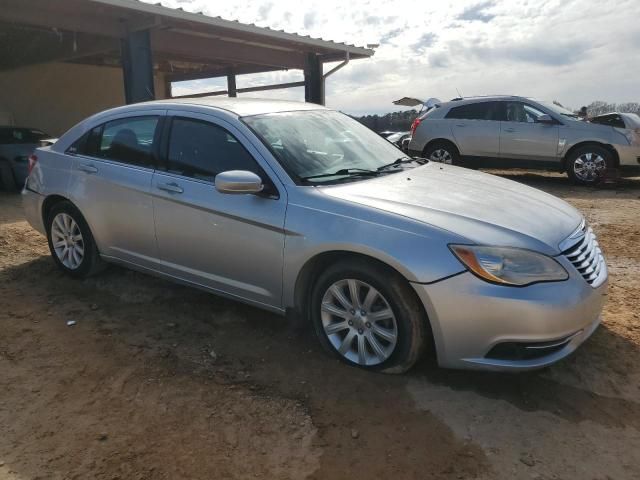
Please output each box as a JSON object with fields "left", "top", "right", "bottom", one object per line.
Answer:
{"left": 96, "top": 116, "right": 159, "bottom": 166}
{"left": 445, "top": 102, "right": 500, "bottom": 121}
{"left": 503, "top": 102, "right": 547, "bottom": 123}
{"left": 165, "top": 117, "right": 260, "bottom": 182}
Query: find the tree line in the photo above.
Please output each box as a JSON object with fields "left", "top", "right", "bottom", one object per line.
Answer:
{"left": 352, "top": 101, "right": 640, "bottom": 133}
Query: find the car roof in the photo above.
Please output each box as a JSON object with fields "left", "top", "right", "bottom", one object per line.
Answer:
{"left": 131, "top": 97, "right": 328, "bottom": 117}
{"left": 440, "top": 95, "right": 533, "bottom": 107}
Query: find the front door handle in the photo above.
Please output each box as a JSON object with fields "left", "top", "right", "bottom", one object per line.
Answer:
{"left": 158, "top": 182, "right": 184, "bottom": 194}
{"left": 77, "top": 164, "right": 98, "bottom": 174}
{"left": 503, "top": 128, "right": 516, "bottom": 133}
{"left": 455, "top": 123, "right": 466, "bottom": 127}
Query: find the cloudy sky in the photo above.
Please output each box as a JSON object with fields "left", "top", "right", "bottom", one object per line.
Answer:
{"left": 149, "top": 0, "right": 640, "bottom": 115}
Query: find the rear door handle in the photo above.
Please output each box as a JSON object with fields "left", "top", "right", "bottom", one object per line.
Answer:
{"left": 77, "top": 164, "right": 98, "bottom": 174}
{"left": 158, "top": 182, "right": 184, "bottom": 194}
{"left": 455, "top": 123, "right": 466, "bottom": 127}
{"left": 503, "top": 128, "right": 515, "bottom": 133}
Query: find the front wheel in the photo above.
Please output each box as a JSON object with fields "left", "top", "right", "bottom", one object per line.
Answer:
{"left": 310, "top": 259, "right": 428, "bottom": 373}
{"left": 566, "top": 145, "right": 612, "bottom": 185}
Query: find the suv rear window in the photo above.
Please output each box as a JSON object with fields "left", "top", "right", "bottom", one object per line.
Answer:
{"left": 0, "top": 128, "right": 48, "bottom": 145}
{"left": 445, "top": 102, "right": 500, "bottom": 121}
{"left": 590, "top": 114, "right": 625, "bottom": 129}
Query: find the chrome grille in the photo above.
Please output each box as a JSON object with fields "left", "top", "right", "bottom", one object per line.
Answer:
{"left": 562, "top": 225, "right": 605, "bottom": 286}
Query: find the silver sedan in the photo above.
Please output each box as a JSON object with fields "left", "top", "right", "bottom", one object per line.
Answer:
{"left": 22, "top": 98, "right": 607, "bottom": 372}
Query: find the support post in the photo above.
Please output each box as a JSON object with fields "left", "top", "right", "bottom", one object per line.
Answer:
{"left": 304, "top": 53, "right": 324, "bottom": 105}
{"left": 121, "top": 29, "right": 155, "bottom": 104}
{"left": 227, "top": 69, "right": 237, "bottom": 97}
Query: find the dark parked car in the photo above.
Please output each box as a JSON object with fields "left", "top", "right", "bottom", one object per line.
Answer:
{"left": 0, "top": 126, "right": 50, "bottom": 191}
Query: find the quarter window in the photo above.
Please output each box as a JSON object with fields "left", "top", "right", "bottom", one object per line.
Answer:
{"left": 165, "top": 117, "right": 260, "bottom": 182}
{"left": 95, "top": 116, "right": 159, "bottom": 166}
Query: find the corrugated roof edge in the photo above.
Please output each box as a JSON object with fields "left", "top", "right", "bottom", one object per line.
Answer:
{"left": 88, "top": 0, "right": 375, "bottom": 57}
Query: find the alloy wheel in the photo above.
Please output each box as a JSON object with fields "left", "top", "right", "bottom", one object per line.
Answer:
{"left": 573, "top": 153, "right": 606, "bottom": 182}
{"left": 429, "top": 148, "right": 453, "bottom": 164}
{"left": 51, "top": 213, "right": 84, "bottom": 269}
{"left": 320, "top": 279, "right": 398, "bottom": 366}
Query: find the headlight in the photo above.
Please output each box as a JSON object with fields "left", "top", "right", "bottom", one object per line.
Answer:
{"left": 449, "top": 245, "right": 568, "bottom": 286}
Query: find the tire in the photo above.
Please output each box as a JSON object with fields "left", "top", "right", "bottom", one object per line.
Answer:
{"left": 310, "top": 258, "right": 428, "bottom": 374}
{"left": 566, "top": 145, "right": 612, "bottom": 185}
{"left": 45, "top": 201, "right": 106, "bottom": 278}
{"left": 423, "top": 141, "right": 460, "bottom": 165}
{"left": 0, "top": 160, "right": 19, "bottom": 192}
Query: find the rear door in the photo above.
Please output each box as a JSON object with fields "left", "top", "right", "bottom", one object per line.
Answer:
{"left": 67, "top": 112, "right": 163, "bottom": 268}
{"left": 446, "top": 101, "right": 501, "bottom": 159}
{"left": 152, "top": 111, "right": 287, "bottom": 309}
{"left": 498, "top": 102, "right": 560, "bottom": 163}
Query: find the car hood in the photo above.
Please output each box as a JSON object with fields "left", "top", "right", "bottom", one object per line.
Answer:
{"left": 321, "top": 163, "right": 582, "bottom": 255}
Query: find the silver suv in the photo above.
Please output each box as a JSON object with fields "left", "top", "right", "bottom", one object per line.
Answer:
{"left": 408, "top": 95, "right": 640, "bottom": 184}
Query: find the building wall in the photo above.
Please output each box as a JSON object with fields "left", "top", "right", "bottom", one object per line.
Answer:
{"left": 0, "top": 62, "right": 167, "bottom": 136}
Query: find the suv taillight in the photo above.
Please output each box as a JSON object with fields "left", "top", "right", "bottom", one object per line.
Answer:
{"left": 28, "top": 154, "right": 38, "bottom": 175}
{"left": 410, "top": 117, "right": 422, "bottom": 136}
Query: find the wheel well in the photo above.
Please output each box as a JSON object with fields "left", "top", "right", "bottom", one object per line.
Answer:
{"left": 562, "top": 141, "right": 619, "bottom": 171}
{"left": 422, "top": 138, "right": 459, "bottom": 157}
{"left": 41, "top": 195, "right": 70, "bottom": 227}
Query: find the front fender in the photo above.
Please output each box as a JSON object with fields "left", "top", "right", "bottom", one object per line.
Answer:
{"left": 281, "top": 199, "right": 467, "bottom": 308}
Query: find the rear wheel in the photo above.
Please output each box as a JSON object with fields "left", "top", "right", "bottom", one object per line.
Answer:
{"left": 46, "top": 201, "right": 106, "bottom": 278}
{"left": 423, "top": 141, "right": 460, "bottom": 165}
{"left": 566, "top": 145, "right": 612, "bottom": 185}
{"left": 310, "top": 259, "right": 428, "bottom": 373}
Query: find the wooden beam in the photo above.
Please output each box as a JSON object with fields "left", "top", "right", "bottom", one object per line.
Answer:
{"left": 166, "top": 64, "right": 287, "bottom": 83}
{"left": 0, "top": 30, "right": 120, "bottom": 71}
{"left": 227, "top": 69, "right": 237, "bottom": 98}
{"left": 0, "top": 0, "right": 125, "bottom": 38}
{"left": 151, "top": 30, "right": 306, "bottom": 70}
{"left": 171, "top": 81, "right": 305, "bottom": 99}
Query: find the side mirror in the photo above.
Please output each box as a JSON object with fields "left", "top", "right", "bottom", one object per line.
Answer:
{"left": 215, "top": 170, "right": 264, "bottom": 194}
{"left": 538, "top": 114, "right": 554, "bottom": 124}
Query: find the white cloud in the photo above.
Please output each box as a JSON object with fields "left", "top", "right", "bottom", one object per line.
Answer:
{"left": 150, "top": 0, "right": 640, "bottom": 114}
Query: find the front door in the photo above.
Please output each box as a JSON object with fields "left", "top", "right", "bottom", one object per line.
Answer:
{"left": 152, "top": 112, "right": 287, "bottom": 309}
{"left": 499, "top": 102, "right": 560, "bottom": 163}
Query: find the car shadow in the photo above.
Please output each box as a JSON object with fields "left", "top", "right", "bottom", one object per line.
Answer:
{"left": 3, "top": 255, "right": 639, "bottom": 430}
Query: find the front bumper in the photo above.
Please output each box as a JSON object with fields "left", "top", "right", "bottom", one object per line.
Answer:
{"left": 615, "top": 144, "right": 640, "bottom": 167}
{"left": 412, "top": 258, "right": 608, "bottom": 371}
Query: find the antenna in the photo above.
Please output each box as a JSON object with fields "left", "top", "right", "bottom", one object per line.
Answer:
{"left": 455, "top": 87, "right": 463, "bottom": 98}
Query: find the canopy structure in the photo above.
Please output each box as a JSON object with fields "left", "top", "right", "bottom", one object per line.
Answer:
{"left": 0, "top": 0, "right": 374, "bottom": 105}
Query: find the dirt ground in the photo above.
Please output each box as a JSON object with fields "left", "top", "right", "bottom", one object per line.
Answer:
{"left": 1, "top": 170, "right": 640, "bottom": 480}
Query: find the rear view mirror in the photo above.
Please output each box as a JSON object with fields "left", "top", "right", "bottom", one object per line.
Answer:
{"left": 215, "top": 170, "right": 264, "bottom": 194}
{"left": 538, "top": 114, "right": 554, "bottom": 124}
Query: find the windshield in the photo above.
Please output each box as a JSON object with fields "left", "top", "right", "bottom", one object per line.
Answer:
{"left": 0, "top": 127, "right": 48, "bottom": 145}
{"left": 536, "top": 101, "right": 580, "bottom": 120}
{"left": 243, "top": 110, "right": 411, "bottom": 184}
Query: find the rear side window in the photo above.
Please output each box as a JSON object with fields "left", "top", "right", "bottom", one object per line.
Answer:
{"left": 0, "top": 128, "right": 48, "bottom": 145}
{"left": 445, "top": 102, "right": 500, "bottom": 121}
{"left": 94, "top": 116, "right": 159, "bottom": 167}
{"left": 590, "top": 114, "right": 625, "bottom": 129}
{"left": 164, "top": 117, "right": 260, "bottom": 182}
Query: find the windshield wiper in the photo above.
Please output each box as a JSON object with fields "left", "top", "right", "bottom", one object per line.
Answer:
{"left": 300, "top": 168, "right": 381, "bottom": 182}
{"left": 377, "top": 156, "right": 426, "bottom": 172}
